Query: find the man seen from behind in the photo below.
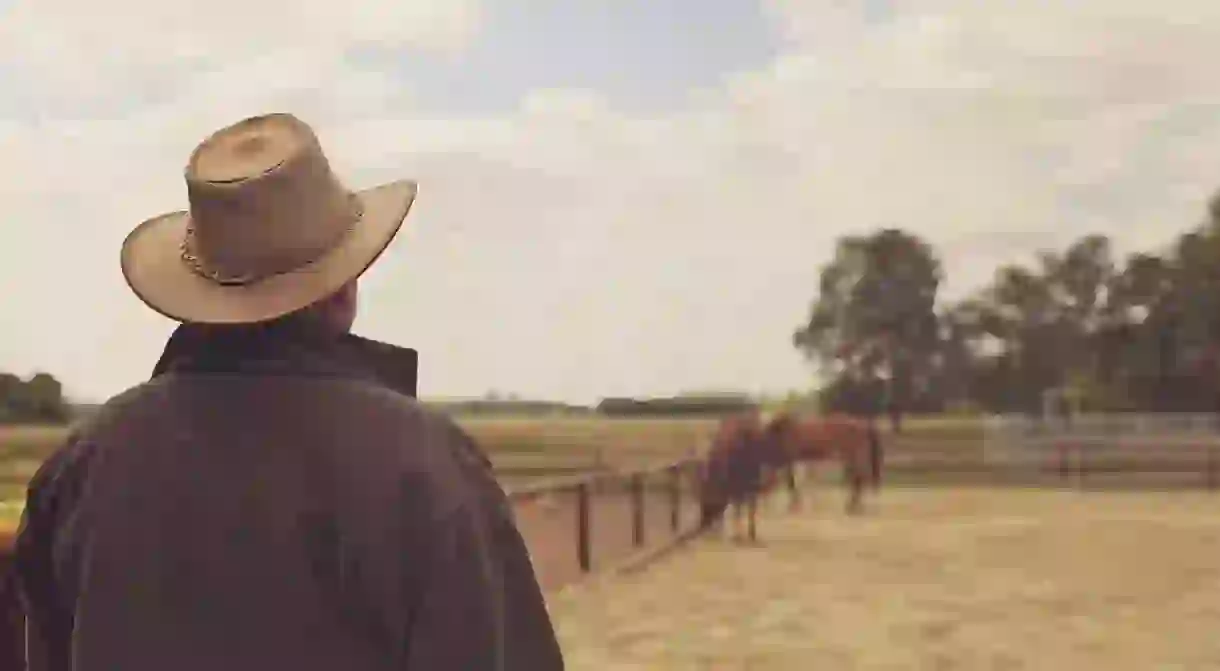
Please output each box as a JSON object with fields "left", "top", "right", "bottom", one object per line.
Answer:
{"left": 13, "top": 113, "right": 565, "bottom": 670}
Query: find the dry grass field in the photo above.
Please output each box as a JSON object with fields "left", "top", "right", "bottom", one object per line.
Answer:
{"left": 0, "top": 416, "right": 720, "bottom": 460}
{"left": 0, "top": 417, "right": 725, "bottom": 594}
{"left": 0, "top": 417, "right": 726, "bottom": 521}
{"left": 0, "top": 414, "right": 982, "bottom": 483}
{"left": 0, "top": 414, "right": 980, "bottom": 460}
{"left": 0, "top": 415, "right": 984, "bottom": 539}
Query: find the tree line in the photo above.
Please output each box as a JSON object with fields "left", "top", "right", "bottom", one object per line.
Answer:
{"left": 0, "top": 372, "right": 70, "bottom": 424}
{"left": 794, "top": 194, "right": 1220, "bottom": 416}
{"left": 440, "top": 392, "right": 759, "bottom": 417}
{"left": 597, "top": 393, "right": 757, "bottom": 417}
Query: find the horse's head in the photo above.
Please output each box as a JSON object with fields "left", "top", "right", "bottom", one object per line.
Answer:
{"left": 761, "top": 411, "right": 798, "bottom": 443}
{"left": 694, "top": 455, "right": 729, "bottom": 520}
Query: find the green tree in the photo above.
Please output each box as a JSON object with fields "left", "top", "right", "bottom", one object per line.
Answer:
{"left": 0, "top": 373, "right": 23, "bottom": 423}
{"left": 0, "top": 371, "right": 69, "bottom": 423}
{"left": 22, "top": 372, "right": 69, "bottom": 422}
{"left": 933, "top": 297, "right": 996, "bottom": 410}
{"left": 799, "top": 188, "right": 1220, "bottom": 415}
{"left": 1095, "top": 251, "right": 1174, "bottom": 409}
{"left": 794, "top": 228, "right": 944, "bottom": 415}
{"left": 1049, "top": 235, "right": 1115, "bottom": 371}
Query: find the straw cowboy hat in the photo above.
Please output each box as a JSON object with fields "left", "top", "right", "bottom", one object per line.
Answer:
{"left": 120, "top": 113, "right": 417, "bottom": 324}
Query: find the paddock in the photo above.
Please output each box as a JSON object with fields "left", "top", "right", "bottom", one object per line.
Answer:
{"left": 549, "top": 486, "right": 1220, "bottom": 669}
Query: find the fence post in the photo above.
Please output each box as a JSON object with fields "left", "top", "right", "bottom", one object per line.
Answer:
{"left": 630, "top": 472, "right": 645, "bottom": 548}
{"left": 668, "top": 464, "right": 681, "bottom": 533}
{"left": 576, "top": 482, "right": 591, "bottom": 572}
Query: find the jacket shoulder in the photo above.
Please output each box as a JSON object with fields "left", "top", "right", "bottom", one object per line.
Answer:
{"left": 22, "top": 380, "right": 153, "bottom": 503}
{"left": 78, "top": 375, "right": 497, "bottom": 515}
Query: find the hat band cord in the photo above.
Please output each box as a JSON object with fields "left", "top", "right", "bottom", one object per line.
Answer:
{"left": 178, "top": 193, "right": 364, "bottom": 286}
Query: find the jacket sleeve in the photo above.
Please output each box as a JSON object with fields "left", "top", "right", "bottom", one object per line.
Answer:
{"left": 403, "top": 500, "right": 564, "bottom": 670}
{"left": 14, "top": 437, "right": 93, "bottom": 671}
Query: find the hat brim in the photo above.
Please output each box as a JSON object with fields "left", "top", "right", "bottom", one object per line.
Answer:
{"left": 121, "top": 180, "right": 417, "bottom": 324}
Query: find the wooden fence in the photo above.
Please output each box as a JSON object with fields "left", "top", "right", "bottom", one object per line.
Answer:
{"left": 1047, "top": 440, "right": 1220, "bottom": 490}
{"left": 0, "top": 456, "right": 706, "bottom": 670}
{"left": 504, "top": 457, "right": 706, "bottom": 589}
{"left": 881, "top": 435, "right": 1220, "bottom": 489}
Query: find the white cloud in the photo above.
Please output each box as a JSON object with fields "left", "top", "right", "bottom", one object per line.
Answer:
{"left": 0, "top": 0, "right": 482, "bottom": 62}
{"left": 755, "top": 1, "right": 1220, "bottom": 256}
{"left": 0, "top": 0, "right": 479, "bottom": 115}
{"left": 4, "top": 1, "right": 1220, "bottom": 402}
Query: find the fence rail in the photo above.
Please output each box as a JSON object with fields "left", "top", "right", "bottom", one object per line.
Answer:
{"left": 1046, "top": 440, "right": 1220, "bottom": 489}
{"left": 882, "top": 430, "right": 1220, "bottom": 489}
{"left": 982, "top": 413, "right": 1220, "bottom": 464}
{"left": 0, "top": 455, "right": 705, "bottom": 669}
{"left": 505, "top": 457, "right": 705, "bottom": 589}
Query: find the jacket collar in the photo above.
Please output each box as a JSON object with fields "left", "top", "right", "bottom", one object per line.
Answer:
{"left": 151, "top": 323, "right": 418, "bottom": 398}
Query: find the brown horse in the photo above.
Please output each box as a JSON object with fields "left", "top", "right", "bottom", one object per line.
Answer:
{"left": 696, "top": 411, "right": 785, "bottom": 542}
{"left": 762, "top": 412, "right": 883, "bottom": 514}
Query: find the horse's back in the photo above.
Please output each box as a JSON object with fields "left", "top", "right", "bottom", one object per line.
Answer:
{"left": 779, "top": 413, "right": 868, "bottom": 459}
{"left": 787, "top": 415, "right": 832, "bottom": 458}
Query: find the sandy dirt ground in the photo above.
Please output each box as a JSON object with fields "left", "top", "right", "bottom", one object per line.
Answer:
{"left": 547, "top": 486, "right": 1220, "bottom": 669}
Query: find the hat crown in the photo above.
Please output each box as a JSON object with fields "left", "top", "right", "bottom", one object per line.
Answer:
{"left": 182, "top": 113, "right": 360, "bottom": 284}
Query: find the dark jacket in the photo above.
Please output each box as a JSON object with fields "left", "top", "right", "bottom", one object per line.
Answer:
{"left": 14, "top": 323, "right": 564, "bottom": 670}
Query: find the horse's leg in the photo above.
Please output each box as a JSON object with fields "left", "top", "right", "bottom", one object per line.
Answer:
{"left": 845, "top": 455, "right": 865, "bottom": 515}
{"left": 846, "top": 479, "right": 864, "bottom": 514}
{"left": 786, "top": 461, "right": 801, "bottom": 512}
{"left": 870, "top": 428, "right": 884, "bottom": 491}
{"left": 700, "top": 499, "right": 726, "bottom": 536}
{"left": 741, "top": 492, "right": 751, "bottom": 544}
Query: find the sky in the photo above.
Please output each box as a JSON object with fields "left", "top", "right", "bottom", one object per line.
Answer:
{"left": 2, "top": 1, "right": 1220, "bottom": 404}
